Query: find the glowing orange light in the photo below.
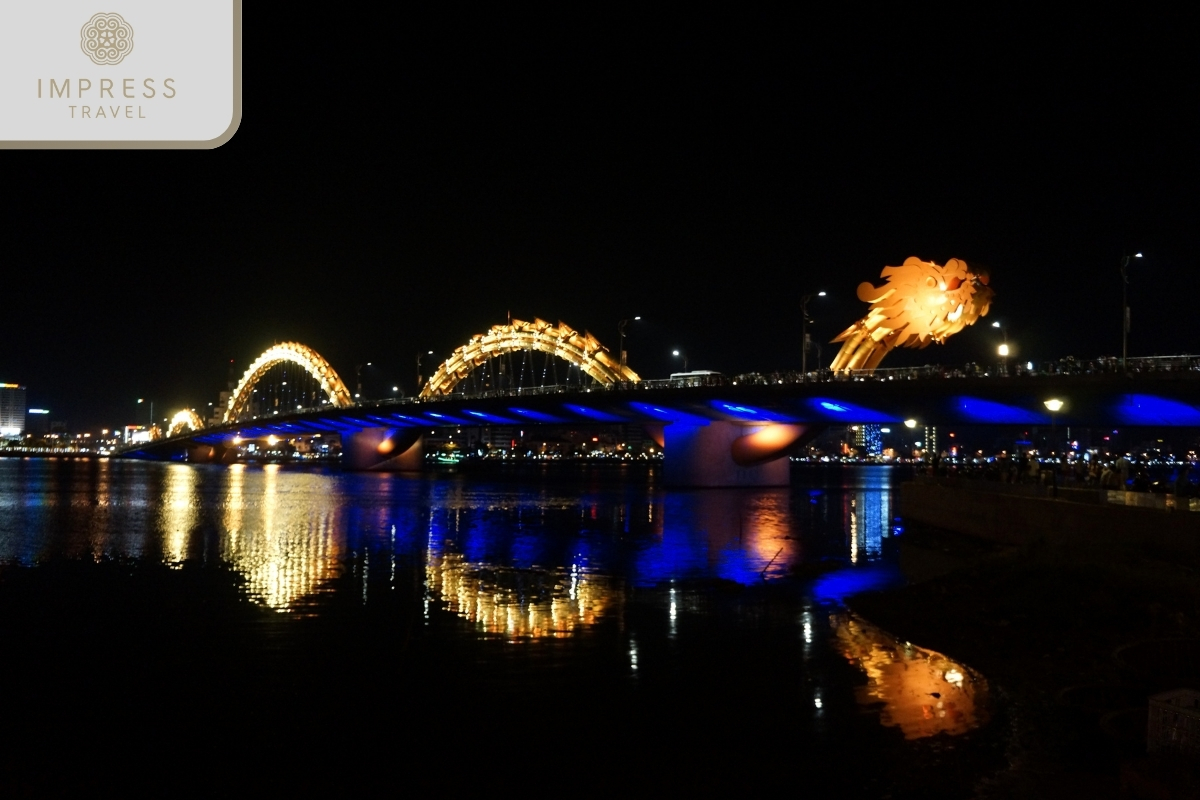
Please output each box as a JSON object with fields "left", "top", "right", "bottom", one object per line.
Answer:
{"left": 830, "top": 257, "right": 993, "bottom": 373}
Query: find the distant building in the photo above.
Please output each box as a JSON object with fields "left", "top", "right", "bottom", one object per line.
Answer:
{"left": 0, "top": 383, "right": 27, "bottom": 438}
{"left": 850, "top": 423, "right": 883, "bottom": 456}
{"left": 25, "top": 408, "right": 51, "bottom": 436}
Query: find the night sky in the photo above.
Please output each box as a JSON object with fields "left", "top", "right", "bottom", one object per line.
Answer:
{"left": 4, "top": 11, "right": 1198, "bottom": 430}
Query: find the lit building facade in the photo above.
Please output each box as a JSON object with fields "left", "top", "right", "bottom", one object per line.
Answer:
{"left": 0, "top": 383, "right": 27, "bottom": 438}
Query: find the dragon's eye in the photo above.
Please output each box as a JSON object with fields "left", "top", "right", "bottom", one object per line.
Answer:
{"left": 945, "top": 277, "right": 962, "bottom": 291}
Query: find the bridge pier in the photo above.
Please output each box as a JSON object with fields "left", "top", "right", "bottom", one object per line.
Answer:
{"left": 186, "top": 443, "right": 238, "bottom": 464}
{"left": 663, "top": 422, "right": 819, "bottom": 488}
{"left": 341, "top": 428, "right": 424, "bottom": 471}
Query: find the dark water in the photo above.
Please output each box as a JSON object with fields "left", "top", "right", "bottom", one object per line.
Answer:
{"left": 0, "top": 458, "right": 998, "bottom": 794}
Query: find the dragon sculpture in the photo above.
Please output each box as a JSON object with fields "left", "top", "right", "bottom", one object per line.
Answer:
{"left": 829, "top": 256, "right": 993, "bottom": 373}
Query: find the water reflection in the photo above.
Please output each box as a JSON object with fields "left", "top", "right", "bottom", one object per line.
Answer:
{"left": 161, "top": 464, "right": 198, "bottom": 565}
{"left": 425, "top": 551, "right": 616, "bottom": 639}
{"left": 831, "top": 612, "right": 988, "bottom": 738}
{"left": 0, "top": 460, "right": 994, "bottom": 750}
{"left": 215, "top": 465, "right": 344, "bottom": 610}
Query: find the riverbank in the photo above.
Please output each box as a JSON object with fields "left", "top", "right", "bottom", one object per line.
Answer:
{"left": 847, "top": 518, "right": 1200, "bottom": 797}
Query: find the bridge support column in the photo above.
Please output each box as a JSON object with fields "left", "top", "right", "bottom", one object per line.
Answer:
{"left": 341, "top": 428, "right": 424, "bottom": 471}
{"left": 186, "top": 443, "right": 237, "bottom": 464}
{"left": 663, "top": 421, "right": 816, "bottom": 488}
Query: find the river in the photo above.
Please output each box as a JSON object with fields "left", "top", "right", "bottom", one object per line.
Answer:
{"left": 0, "top": 458, "right": 1000, "bottom": 794}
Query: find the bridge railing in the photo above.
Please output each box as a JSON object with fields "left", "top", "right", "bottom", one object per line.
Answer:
{"left": 237, "top": 354, "right": 1200, "bottom": 417}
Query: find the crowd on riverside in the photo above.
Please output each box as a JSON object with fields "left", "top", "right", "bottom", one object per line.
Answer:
{"left": 399, "top": 354, "right": 1200, "bottom": 401}
{"left": 725, "top": 353, "right": 1200, "bottom": 387}
{"left": 920, "top": 450, "right": 1196, "bottom": 496}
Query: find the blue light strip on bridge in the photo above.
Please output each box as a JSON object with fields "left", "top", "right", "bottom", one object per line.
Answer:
{"left": 422, "top": 411, "right": 477, "bottom": 426}
{"left": 508, "top": 407, "right": 568, "bottom": 423}
{"left": 627, "top": 402, "right": 712, "bottom": 425}
{"left": 709, "top": 401, "right": 796, "bottom": 423}
{"left": 950, "top": 396, "right": 1048, "bottom": 424}
{"left": 806, "top": 397, "right": 899, "bottom": 423}
{"left": 318, "top": 417, "right": 367, "bottom": 432}
{"left": 462, "top": 409, "right": 520, "bottom": 424}
{"left": 562, "top": 404, "right": 628, "bottom": 422}
{"left": 1112, "top": 394, "right": 1200, "bottom": 426}
{"left": 364, "top": 414, "right": 419, "bottom": 427}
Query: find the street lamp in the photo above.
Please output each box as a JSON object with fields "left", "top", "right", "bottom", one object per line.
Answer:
{"left": 1120, "top": 253, "right": 1142, "bottom": 371}
{"left": 416, "top": 350, "right": 433, "bottom": 393}
{"left": 672, "top": 349, "right": 688, "bottom": 373}
{"left": 137, "top": 398, "right": 153, "bottom": 427}
{"left": 618, "top": 316, "right": 641, "bottom": 370}
{"left": 356, "top": 363, "right": 375, "bottom": 402}
{"left": 1043, "top": 398, "right": 1065, "bottom": 495}
{"left": 1044, "top": 398, "right": 1064, "bottom": 453}
{"left": 801, "top": 291, "right": 827, "bottom": 381}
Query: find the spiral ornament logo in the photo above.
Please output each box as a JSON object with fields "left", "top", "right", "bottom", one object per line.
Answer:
{"left": 81, "top": 13, "right": 134, "bottom": 65}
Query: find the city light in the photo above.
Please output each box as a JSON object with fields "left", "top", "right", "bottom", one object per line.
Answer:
{"left": 1043, "top": 398, "right": 1064, "bottom": 412}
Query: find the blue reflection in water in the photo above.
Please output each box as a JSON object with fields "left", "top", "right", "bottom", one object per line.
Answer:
{"left": 0, "top": 459, "right": 992, "bottom": 751}
{"left": 812, "top": 565, "right": 904, "bottom": 603}
{"left": 2, "top": 462, "right": 909, "bottom": 602}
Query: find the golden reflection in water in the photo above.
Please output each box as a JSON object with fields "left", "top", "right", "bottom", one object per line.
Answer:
{"left": 831, "top": 612, "right": 988, "bottom": 739}
{"left": 161, "top": 464, "right": 199, "bottom": 566}
{"left": 683, "top": 490, "right": 798, "bottom": 575}
{"left": 426, "top": 550, "right": 616, "bottom": 640}
{"left": 741, "top": 491, "right": 797, "bottom": 572}
{"left": 220, "top": 465, "right": 343, "bottom": 610}
{"left": 90, "top": 459, "right": 112, "bottom": 560}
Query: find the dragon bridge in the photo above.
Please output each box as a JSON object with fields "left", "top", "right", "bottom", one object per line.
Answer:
{"left": 830, "top": 256, "right": 993, "bottom": 373}
{"left": 224, "top": 342, "right": 353, "bottom": 423}
{"left": 420, "top": 318, "right": 641, "bottom": 398}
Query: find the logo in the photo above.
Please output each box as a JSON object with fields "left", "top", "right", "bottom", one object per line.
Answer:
{"left": 80, "top": 13, "right": 134, "bottom": 66}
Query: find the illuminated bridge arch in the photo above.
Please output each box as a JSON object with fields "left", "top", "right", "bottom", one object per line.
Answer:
{"left": 167, "top": 409, "right": 205, "bottom": 438}
{"left": 420, "top": 318, "right": 641, "bottom": 398}
{"left": 224, "top": 342, "right": 353, "bottom": 423}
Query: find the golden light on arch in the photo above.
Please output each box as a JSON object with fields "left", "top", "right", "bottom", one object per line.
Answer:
{"left": 419, "top": 318, "right": 640, "bottom": 398}
{"left": 830, "top": 257, "right": 994, "bottom": 373}
{"left": 166, "top": 409, "right": 205, "bottom": 437}
{"left": 224, "top": 342, "right": 353, "bottom": 423}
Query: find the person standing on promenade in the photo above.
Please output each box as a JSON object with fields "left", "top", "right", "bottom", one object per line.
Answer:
{"left": 1115, "top": 454, "right": 1132, "bottom": 488}
{"left": 1175, "top": 462, "right": 1193, "bottom": 497}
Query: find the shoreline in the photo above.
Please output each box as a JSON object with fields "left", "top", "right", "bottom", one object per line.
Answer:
{"left": 845, "top": 517, "right": 1200, "bottom": 797}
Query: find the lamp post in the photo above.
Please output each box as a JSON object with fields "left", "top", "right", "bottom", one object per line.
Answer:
{"left": 991, "top": 320, "right": 1010, "bottom": 374}
{"left": 416, "top": 350, "right": 432, "bottom": 393}
{"left": 801, "top": 291, "right": 827, "bottom": 381}
{"left": 355, "top": 363, "right": 370, "bottom": 402}
{"left": 1044, "top": 398, "right": 1064, "bottom": 496}
{"left": 672, "top": 349, "right": 688, "bottom": 373}
{"left": 1120, "top": 253, "right": 1142, "bottom": 371}
{"left": 1044, "top": 398, "right": 1064, "bottom": 453}
{"left": 618, "top": 316, "right": 641, "bottom": 370}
